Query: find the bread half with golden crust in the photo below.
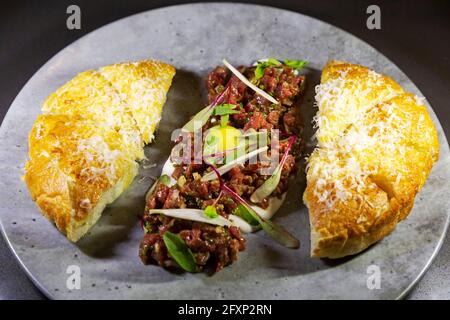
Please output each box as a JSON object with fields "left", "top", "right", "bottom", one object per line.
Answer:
{"left": 99, "top": 61, "right": 175, "bottom": 144}
{"left": 304, "top": 61, "right": 439, "bottom": 258}
{"left": 25, "top": 60, "right": 175, "bottom": 242}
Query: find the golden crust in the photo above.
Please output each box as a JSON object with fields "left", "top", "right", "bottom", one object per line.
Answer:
{"left": 304, "top": 61, "right": 439, "bottom": 258}
{"left": 315, "top": 60, "right": 403, "bottom": 145}
{"left": 99, "top": 61, "right": 176, "bottom": 144}
{"left": 42, "top": 70, "right": 144, "bottom": 160}
{"left": 25, "top": 114, "right": 137, "bottom": 241}
{"left": 25, "top": 60, "right": 175, "bottom": 242}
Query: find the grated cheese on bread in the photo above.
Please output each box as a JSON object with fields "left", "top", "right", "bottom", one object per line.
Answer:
{"left": 304, "top": 61, "right": 439, "bottom": 258}
{"left": 25, "top": 60, "right": 175, "bottom": 242}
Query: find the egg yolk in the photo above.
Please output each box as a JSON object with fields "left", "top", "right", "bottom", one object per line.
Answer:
{"left": 204, "top": 125, "right": 242, "bottom": 154}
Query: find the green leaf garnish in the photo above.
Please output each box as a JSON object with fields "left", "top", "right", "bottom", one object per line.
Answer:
{"left": 250, "top": 165, "right": 283, "bottom": 203}
{"left": 163, "top": 231, "right": 199, "bottom": 273}
{"left": 221, "top": 184, "right": 299, "bottom": 249}
{"left": 267, "top": 57, "right": 282, "bottom": 65}
{"left": 250, "top": 136, "right": 297, "bottom": 203}
{"left": 254, "top": 58, "right": 281, "bottom": 79}
{"left": 254, "top": 58, "right": 307, "bottom": 80}
{"left": 233, "top": 204, "right": 259, "bottom": 226}
{"left": 283, "top": 59, "right": 308, "bottom": 70}
{"left": 182, "top": 102, "right": 239, "bottom": 132}
{"left": 238, "top": 201, "right": 299, "bottom": 248}
{"left": 213, "top": 104, "right": 240, "bottom": 116}
{"left": 253, "top": 213, "right": 300, "bottom": 249}
{"left": 204, "top": 205, "right": 219, "bottom": 219}
{"left": 205, "top": 164, "right": 300, "bottom": 248}
{"left": 254, "top": 67, "right": 265, "bottom": 80}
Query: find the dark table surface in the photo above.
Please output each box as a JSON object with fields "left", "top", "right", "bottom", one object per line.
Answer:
{"left": 1, "top": 0, "right": 449, "bottom": 300}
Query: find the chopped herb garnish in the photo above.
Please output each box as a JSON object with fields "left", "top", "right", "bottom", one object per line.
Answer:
{"left": 283, "top": 59, "right": 308, "bottom": 70}
{"left": 254, "top": 58, "right": 281, "bottom": 79}
{"left": 159, "top": 174, "right": 171, "bottom": 186}
{"left": 254, "top": 58, "right": 307, "bottom": 79}
{"left": 213, "top": 104, "right": 240, "bottom": 116}
{"left": 142, "top": 221, "right": 153, "bottom": 234}
{"left": 204, "top": 205, "right": 219, "bottom": 219}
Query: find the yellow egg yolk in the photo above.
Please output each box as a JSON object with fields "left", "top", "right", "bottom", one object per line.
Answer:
{"left": 204, "top": 125, "right": 242, "bottom": 154}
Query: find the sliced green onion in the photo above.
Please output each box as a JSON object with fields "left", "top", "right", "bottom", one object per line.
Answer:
{"left": 159, "top": 174, "right": 171, "bottom": 186}
{"left": 204, "top": 205, "right": 219, "bottom": 219}
{"left": 222, "top": 59, "right": 279, "bottom": 105}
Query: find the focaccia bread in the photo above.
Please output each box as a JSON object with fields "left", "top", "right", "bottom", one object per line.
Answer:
{"left": 25, "top": 60, "right": 175, "bottom": 242}
{"left": 304, "top": 61, "right": 439, "bottom": 258}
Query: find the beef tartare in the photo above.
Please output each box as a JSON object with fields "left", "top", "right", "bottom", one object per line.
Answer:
{"left": 140, "top": 58, "right": 306, "bottom": 273}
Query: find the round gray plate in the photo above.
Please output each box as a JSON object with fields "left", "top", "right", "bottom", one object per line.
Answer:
{"left": 1, "top": 3, "right": 449, "bottom": 300}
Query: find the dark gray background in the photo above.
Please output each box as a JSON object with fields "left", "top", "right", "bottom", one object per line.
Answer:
{"left": 1, "top": 0, "right": 449, "bottom": 300}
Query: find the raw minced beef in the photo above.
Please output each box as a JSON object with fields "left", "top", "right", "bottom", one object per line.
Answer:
{"left": 140, "top": 200, "right": 245, "bottom": 272}
{"left": 139, "top": 62, "right": 305, "bottom": 272}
